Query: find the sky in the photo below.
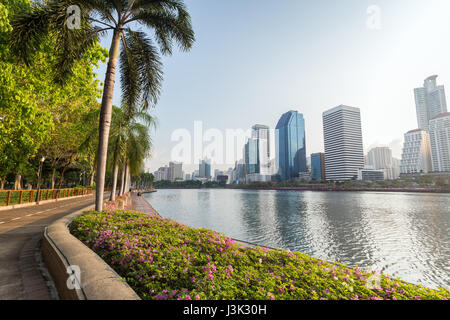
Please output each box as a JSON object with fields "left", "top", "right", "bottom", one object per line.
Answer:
{"left": 95, "top": 0, "right": 450, "bottom": 174}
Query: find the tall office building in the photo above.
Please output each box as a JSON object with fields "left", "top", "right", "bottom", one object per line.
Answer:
{"left": 429, "top": 112, "right": 450, "bottom": 172}
{"left": 311, "top": 153, "right": 325, "bottom": 181}
{"left": 275, "top": 111, "right": 307, "bottom": 181}
{"left": 400, "top": 129, "right": 432, "bottom": 174}
{"left": 244, "top": 125, "right": 272, "bottom": 183}
{"left": 322, "top": 105, "right": 365, "bottom": 181}
{"left": 168, "top": 162, "right": 183, "bottom": 181}
{"left": 367, "top": 147, "right": 399, "bottom": 180}
{"left": 414, "top": 75, "right": 447, "bottom": 132}
{"left": 251, "top": 125, "right": 271, "bottom": 176}
{"left": 199, "top": 159, "right": 211, "bottom": 180}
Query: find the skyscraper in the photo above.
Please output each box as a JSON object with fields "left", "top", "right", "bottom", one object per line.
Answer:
{"left": 311, "top": 153, "right": 325, "bottom": 181}
{"left": 199, "top": 159, "right": 211, "bottom": 180}
{"left": 414, "top": 75, "right": 447, "bottom": 132}
{"left": 244, "top": 125, "right": 272, "bottom": 183}
{"left": 275, "top": 111, "right": 307, "bottom": 181}
{"left": 168, "top": 162, "right": 183, "bottom": 181}
{"left": 322, "top": 105, "right": 364, "bottom": 181}
{"left": 400, "top": 129, "right": 432, "bottom": 174}
{"left": 429, "top": 112, "right": 450, "bottom": 172}
{"left": 367, "top": 147, "right": 399, "bottom": 180}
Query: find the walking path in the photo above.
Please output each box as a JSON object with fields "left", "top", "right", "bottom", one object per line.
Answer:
{"left": 0, "top": 194, "right": 97, "bottom": 300}
{"left": 126, "top": 193, "right": 160, "bottom": 216}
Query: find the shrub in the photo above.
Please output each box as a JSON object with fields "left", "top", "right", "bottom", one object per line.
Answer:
{"left": 71, "top": 210, "right": 450, "bottom": 300}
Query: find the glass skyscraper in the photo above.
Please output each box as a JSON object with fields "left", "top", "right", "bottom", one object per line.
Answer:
{"left": 275, "top": 111, "right": 307, "bottom": 181}
{"left": 311, "top": 153, "right": 325, "bottom": 181}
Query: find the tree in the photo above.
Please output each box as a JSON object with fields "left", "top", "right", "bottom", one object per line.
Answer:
{"left": 109, "top": 104, "right": 156, "bottom": 200}
{"left": 10, "top": 0, "right": 194, "bottom": 210}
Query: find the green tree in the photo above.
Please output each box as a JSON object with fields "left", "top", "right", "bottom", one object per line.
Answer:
{"left": 109, "top": 104, "right": 156, "bottom": 200}
{"left": 10, "top": 0, "right": 194, "bottom": 210}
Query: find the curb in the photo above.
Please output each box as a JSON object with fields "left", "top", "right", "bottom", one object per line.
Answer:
{"left": 41, "top": 205, "right": 141, "bottom": 300}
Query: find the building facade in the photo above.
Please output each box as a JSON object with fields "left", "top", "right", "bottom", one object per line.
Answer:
{"left": 429, "top": 112, "right": 450, "bottom": 172}
{"left": 244, "top": 125, "right": 271, "bottom": 182}
{"left": 199, "top": 159, "right": 211, "bottom": 180}
{"left": 275, "top": 111, "right": 307, "bottom": 181}
{"left": 322, "top": 105, "right": 365, "bottom": 181}
{"left": 311, "top": 152, "right": 326, "bottom": 181}
{"left": 400, "top": 129, "right": 432, "bottom": 174}
{"left": 414, "top": 75, "right": 447, "bottom": 132}
{"left": 357, "top": 166, "right": 385, "bottom": 182}
{"left": 367, "top": 147, "right": 399, "bottom": 180}
{"left": 168, "top": 162, "right": 183, "bottom": 181}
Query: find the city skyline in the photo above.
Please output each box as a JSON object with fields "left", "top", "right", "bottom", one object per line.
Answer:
{"left": 91, "top": 0, "right": 450, "bottom": 173}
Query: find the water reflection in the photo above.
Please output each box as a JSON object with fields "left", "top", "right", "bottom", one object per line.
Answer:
{"left": 146, "top": 189, "right": 450, "bottom": 289}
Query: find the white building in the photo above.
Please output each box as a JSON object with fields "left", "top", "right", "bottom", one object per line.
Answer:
{"left": 414, "top": 75, "right": 447, "bottom": 132}
{"left": 367, "top": 147, "right": 399, "bottom": 180}
{"left": 429, "top": 112, "right": 450, "bottom": 172}
{"left": 169, "top": 162, "right": 183, "bottom": 181}
{"left": 400, "top": 129, "right": 432, "bottom": 174}
{"left": 323, "top": 105, "right": 365, "bottom": 181}
{"left": 357, "top": 165, "right": 385, "bottom": 181}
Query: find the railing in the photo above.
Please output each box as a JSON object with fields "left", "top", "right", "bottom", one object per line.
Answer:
{"left": 0, "top": 188, "right": 93, "bottom": 207}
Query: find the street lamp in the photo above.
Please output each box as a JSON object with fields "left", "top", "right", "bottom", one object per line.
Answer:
{"left": 36, "top": 156, "right": 46, "bottom": 204}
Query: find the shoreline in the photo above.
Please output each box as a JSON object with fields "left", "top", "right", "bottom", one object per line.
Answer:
{"left": 152, "top": 186, "right": 450, "bottom": 194}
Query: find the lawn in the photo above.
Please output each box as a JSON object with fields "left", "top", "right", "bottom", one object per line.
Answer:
{"left": 70, "top": 208, "right": 450, "bottom": 300}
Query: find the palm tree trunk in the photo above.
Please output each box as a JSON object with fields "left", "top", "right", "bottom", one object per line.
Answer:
{"left": 109, "top": 137, "right": 121, "bottom": 201}
{"left": 95, "top": 29, "right": 122, "bottom": 211}
{"left": 119, "top": 158, "right": 126, "bottom": 196}
{"left": 122, "top": 162, "right": 128, "bottom": 195}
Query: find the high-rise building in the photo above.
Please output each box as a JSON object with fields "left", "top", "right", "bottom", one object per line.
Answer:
{"left": 311, "top": 153, "right": 325, "bottom": 181}
{"left": 322, "top": 105, "right": 365, "bottom": 181}
{"left": 357, "top": 166, "right": 385, "bottom": 182}
{"left": 251, "top": 125, "right": 271, "bottom": 176}
{"left": 275, "top": 111, "right": 307, "bottom": 181}
{"left": 414, "top": 75, "right": 447, "bottom": 132}
{"left": 400, "top": 129, "right": 432, "bottom": 174}
{"left": 199, "top": 159, "right": 211, "bottom": 180}
{"left": 429, "top": 112, "right": 450, "bottom": 172}
{"left": 244, "top": 125, "right": 272, "bottom": 183}
{"left": 367, "top": 147, "right": 398, "bottom": 180}
{"left": 169, "top": 162, "right": 183, "bottom": 181}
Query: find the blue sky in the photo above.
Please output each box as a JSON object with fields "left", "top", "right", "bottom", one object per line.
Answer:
{"left": 95, "top": 0, "right": 450, "bottom": 173}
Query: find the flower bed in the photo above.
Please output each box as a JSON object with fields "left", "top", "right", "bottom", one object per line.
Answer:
{"left": 70, "top": 210, "right": 450, "bottom": 300}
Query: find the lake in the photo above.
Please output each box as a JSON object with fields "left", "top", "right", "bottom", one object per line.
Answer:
{"left": 144, "top": 189, "right": 450, "bottom": 289}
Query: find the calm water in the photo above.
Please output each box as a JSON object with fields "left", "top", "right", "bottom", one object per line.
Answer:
{"left": 145, "top": 189, "right": 450, "bottom": 289}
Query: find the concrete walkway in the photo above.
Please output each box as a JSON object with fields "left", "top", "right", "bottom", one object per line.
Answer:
{"left": 0, "top": 195, "right": 96, "bottom": 300}
{"left": 126, "top": 193, "right": 160, "bottom": 216}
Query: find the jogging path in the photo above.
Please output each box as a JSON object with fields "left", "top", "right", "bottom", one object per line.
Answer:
{"left": 0, "top": 194, "right": 96, "bottom": 300}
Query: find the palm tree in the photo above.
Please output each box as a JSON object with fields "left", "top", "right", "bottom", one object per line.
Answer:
{"left": 109, "top": 104, "right": 156, "bottom": 201}
{"left": 10, "top": 0, "right": 194, "bottom": 211}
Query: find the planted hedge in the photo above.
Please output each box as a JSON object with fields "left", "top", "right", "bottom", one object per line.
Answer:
{"left": 71, "top": 209, "right": 450, "bottom": 300}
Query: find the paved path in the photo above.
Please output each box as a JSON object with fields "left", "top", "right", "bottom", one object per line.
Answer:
{"left": 0, "top": 195, "right": 97, "bottom": 300}
{"left": 127, "top": 193, "right": 160, "bottom": 216}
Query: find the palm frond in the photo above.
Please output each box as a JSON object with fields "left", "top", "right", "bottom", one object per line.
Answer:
{"left": 121, "top": 28, "right": 163, "bottom": 110}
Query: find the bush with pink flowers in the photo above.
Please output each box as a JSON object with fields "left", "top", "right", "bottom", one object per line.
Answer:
{"left": 71, "top": 210, "right": 450, "bottom": 300}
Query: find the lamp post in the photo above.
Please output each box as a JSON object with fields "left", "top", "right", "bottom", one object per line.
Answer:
{"left": 36, "top": 156, "right": 46, "bottom": 204}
